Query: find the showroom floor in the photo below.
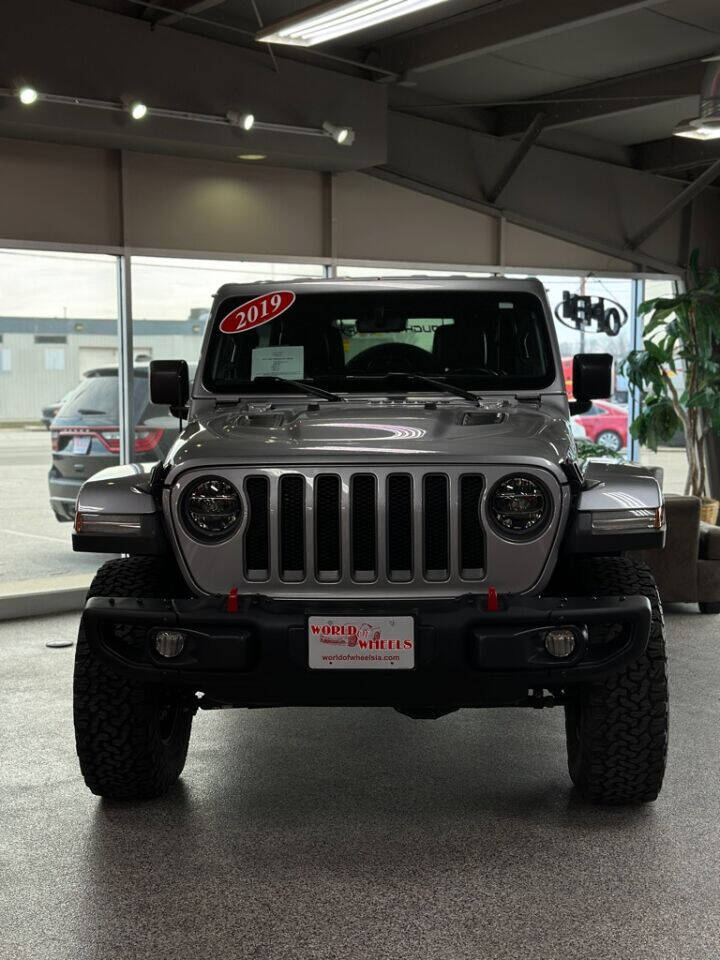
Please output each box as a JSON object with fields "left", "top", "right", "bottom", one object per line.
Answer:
{"left": 2, "top": 608, "right": 719, "bottom": 960}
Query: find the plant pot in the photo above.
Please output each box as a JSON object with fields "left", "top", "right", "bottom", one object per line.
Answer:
{"left": 700, "top": 498, "right": 719, "bottom": 525}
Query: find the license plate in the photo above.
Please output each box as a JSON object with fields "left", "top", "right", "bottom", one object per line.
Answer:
{"left": 72, "top": 436, "right": 92, "bottom": 454}
{"left": 308, "top": 616, "right": 415, "bottom": 670}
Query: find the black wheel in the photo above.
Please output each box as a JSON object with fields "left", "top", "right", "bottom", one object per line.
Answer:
{"left": 73, "top": 556, "right": 195, "bottom": 800}
{"left": 699, "top": 601, "right": 720, "bottom": 614}
{"left": 562, "top": 556, "right": 668, "bottom": 805}
{"left": 595, "top": 429, "right": 623, "bottom": 452}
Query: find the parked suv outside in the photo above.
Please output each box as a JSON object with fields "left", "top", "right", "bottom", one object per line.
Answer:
{"left": 48, "top": 365, "right": 188, "bottom": 521}
{"left": 71, "top": 278, "right": 668, "bottom": 806}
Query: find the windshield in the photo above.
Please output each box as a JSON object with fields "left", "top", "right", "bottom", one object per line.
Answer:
{"left": 204, "top": 290, "right": 554, "bottom": 395}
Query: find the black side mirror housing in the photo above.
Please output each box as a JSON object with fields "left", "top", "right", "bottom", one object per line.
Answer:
{"left": 570, "top": 353, "right": 613, "bottom": 415}
{"left": 150, "top": 360, "right": 190, "bottom": 416}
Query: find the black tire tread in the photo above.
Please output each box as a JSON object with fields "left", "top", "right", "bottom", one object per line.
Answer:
{"left": 563, "top": 556, "right": 668, "bottom": 805}
{"left": 73, "top": 557, "right": 194, "bottom": 801}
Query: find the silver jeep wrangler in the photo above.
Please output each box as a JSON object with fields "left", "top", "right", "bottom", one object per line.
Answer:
{"left": 72, "top": 278, "right": 668, "bottom": 804}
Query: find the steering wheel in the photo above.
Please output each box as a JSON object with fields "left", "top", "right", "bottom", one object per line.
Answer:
{"left": 445, "top": 365, "right": 501, "bottom": 377}
{"left": 346, "top": 343, "right": 438, "bottom": 376}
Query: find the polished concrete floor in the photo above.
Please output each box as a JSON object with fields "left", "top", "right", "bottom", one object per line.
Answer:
{"left": 2, "top": 607, "right": 720, "bottom": 960}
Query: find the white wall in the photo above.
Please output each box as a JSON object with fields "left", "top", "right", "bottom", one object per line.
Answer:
{"left": 0, "top": 136, "right": 642, "bottom": 272}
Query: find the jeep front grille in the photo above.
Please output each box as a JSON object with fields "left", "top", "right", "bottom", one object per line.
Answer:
{"left": 237, "top": 467, "right": 483, "bottom": 588}
{"left": 170, "top": 465, "right": 566, "bottom": 599}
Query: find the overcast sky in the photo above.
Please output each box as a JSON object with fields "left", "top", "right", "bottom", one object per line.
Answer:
{"left": 0, "top": 250, "right": 672, "bottom": 357}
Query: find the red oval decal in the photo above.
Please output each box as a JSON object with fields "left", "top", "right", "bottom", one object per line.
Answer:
{"left": 219, "top": 290, "right": 296, "bottom": 334}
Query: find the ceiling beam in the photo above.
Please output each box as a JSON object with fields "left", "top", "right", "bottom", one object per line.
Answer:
{"left": 154, "top": 0, "right": 227, "bottom": 26}
{"left": 633, "top": 136, "right": 720, "bottom": 174}
{"left": 627, "top": 159, "right": 720, "bottom": 249}
{"left": 495, "top": 59, "right": 705, "bottom": 137}
{"left": 370, "top": 0, "right": 659, "bottom": 76}
{"left": 486, "top": 112, "right": 546, "bottom": 203}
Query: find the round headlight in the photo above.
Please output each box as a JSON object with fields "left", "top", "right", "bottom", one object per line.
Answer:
{"left": 489, "top": 474, "right": 551, "bottom": 539}
{"left": 182, "top": 476, "right": 243, "bottom": 542}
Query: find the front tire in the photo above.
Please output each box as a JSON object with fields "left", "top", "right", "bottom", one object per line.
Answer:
{"left": 699, "top": 601, "right": 720, "bottom": 614}
{"left": 562, "top": 556, "right": 668, "bottom": 805}
{"left": 73, "top": 557, "right": 195, "bottom": 800}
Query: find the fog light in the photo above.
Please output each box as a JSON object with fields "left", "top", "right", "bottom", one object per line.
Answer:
{"left": 154, "top": 630, "right": 186, "bottom": 658}
{"left": 544, "top": 628, "right": 576, "bottom": 658}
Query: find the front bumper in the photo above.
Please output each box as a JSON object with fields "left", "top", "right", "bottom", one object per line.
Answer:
{"left": 82, "top": 592, "right": 652, "bottom": 708}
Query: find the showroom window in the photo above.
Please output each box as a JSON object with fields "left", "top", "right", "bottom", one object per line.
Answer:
{"left": 637, "top": 278, "right": 684, "bottom": 494}
{"left": 0, "top": 248, "right": 120, "bottom": 594}
{"left": 126, "top": 255, "right": 326, "bottom": 446}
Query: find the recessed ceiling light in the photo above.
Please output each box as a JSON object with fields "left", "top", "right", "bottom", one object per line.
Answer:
{"left": 18, "top": 86, "right": 38, "bottom": 105}
{"left": 237, "top": 153, "right": 267, "bottom": 160}
{"left": 256, "top": 0, "right": 453, "bottom": 46}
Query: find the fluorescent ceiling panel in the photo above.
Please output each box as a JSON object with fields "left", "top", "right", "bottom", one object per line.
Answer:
{"left": 256, "top": 0, "right": 453, "bottom": 46}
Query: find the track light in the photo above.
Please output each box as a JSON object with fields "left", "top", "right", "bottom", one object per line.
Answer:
{"left": 18, "top": 86, "right": 38, "bottom": 105}
{"left": 128, "top": 100, "right": 148, "bottom": 120}
{"left": 257, "top": 0, "right": 453, "bottom": 46}
{"left": 323, "top": 120, "right": 354, "bottom": 145}
{"left": 227, "top": 111, "right": 255, "bottom": 131}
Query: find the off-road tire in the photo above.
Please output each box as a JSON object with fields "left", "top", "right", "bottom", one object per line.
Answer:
{"left": 73, "top": 556, "right": 195, "bottom": 800}
{"left": 562, "top": 556, "right": 668, "bottom": 805}
{"left": 698, "top": 601, "right": 720, "bottom": 615}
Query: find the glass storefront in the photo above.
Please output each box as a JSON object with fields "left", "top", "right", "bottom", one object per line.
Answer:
{"left": 0, "top": 249, "right": 120, "bottom": 591}
{"left": 0, "top": 246, "right": 682, "bottom": 598}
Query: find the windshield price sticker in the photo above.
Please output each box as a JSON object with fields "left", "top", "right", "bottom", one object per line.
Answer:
{"left": 219, "top": 291, "right": 296, "bottom": 334}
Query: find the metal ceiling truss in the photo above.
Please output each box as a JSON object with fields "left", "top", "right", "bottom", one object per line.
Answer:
{"left": 493, "top": 59, "right": 707, "bottom": 137}
{"left": 369, "top": 0, "right": 660, "bottom": 76}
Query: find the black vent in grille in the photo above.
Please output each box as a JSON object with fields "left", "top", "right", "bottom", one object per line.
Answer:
{"left": 244, "top": 476, "right": 269, "bottom": 580}
{"left": 316, "top": 475, "right": 341, "bottom": 579}
{"left": 387, "top": 474, "right": 412, "bottom": 580}
{"left": 351, "top": 474, "right": 376, "bottom": 580}
{"left": 280, "top": 475, "right": 305, "bottom": 580}
{"left": 460, "top": 475, "right": 484, "bottom": 578}
{"left": 423, "top": 474, "right": 449, "bottom": 580}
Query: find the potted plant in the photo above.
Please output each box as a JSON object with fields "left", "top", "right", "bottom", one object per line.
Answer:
{"left": 624, "top": 251, "right": 720, "bottom": 521}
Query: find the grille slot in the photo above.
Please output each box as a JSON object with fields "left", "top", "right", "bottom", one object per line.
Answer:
{"left": 279, "top": 475, "right": 305, "bottom": 582}
{"left": 423, "top": 474, "right": 449, "bottom": 581}
{"left": 387, "top": 474, "right": 413, "bottom": 581}
{"left": 351, "top": 474, "right": 377, "bottom": 581}
{"left": 460, "top": 474, "right": 485, "bottom": 579}
{"left": 315, "top": 474, "right": 341, "bottom": 581}
{"left": 244, "top": 476, "right": 269, "bottom": 581}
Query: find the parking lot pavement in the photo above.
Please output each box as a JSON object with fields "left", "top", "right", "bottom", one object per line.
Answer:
{"left": 0, "top": 429, "right": 107, "bottom": 586}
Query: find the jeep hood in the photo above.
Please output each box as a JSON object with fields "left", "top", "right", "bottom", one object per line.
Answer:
{"left": 165, "top": 400, "right": 574, "bottom": 475}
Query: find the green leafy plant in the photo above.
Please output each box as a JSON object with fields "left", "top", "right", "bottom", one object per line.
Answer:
{"left": 623, "top": 251, "right": 720, "bottom": 498}
{"left": 576, "top": 439, "right": 624, "bottom": 462}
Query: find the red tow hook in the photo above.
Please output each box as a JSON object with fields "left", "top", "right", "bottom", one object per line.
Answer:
{"left": 486, "top": 587, "right": 499, "bottom": 612}
{"left": 226, "top": 586, "right": 239, "bottom": 613}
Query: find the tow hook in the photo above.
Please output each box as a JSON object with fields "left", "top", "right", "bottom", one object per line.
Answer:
{"left": 226, "top": 586, "right": 239, "bottom": 613}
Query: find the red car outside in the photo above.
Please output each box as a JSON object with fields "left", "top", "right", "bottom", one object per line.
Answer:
{"left": 575, "top": 401, "right": 628, "bottom": 452}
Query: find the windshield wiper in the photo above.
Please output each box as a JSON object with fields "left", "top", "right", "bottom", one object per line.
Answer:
{"left": 381, "top": 372, "right": 481, "bottom": 406}
{"left": 251, "top": 376, "right": 344, "bottom": 402}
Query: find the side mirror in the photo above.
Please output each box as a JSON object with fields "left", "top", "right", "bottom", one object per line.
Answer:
{"left": 570, "top": 353, "right": 613, "bottom": 415}
{"left": 150, "top": 360, "right": 189, "bottom": 416}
